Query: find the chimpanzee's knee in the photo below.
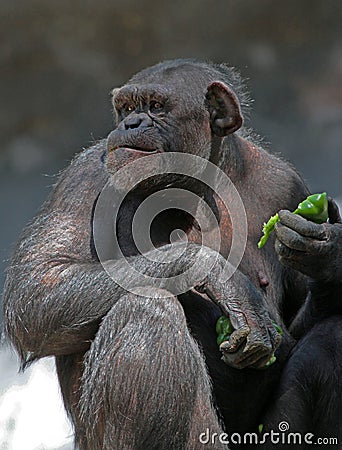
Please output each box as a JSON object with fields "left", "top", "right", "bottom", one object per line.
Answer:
{"left": 77, "top": 288, "right": 213, "bottom": 450}
{"left": 80, "top": 287, "right": 187, "bottom": 410}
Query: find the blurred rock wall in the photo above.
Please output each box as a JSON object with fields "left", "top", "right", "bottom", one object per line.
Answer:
{"left": 1, "top": 0, "right": 342, "bottom": 320}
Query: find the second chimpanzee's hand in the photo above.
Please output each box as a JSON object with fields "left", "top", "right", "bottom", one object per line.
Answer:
{"left": 196, "top": 269, "right": 282, "bottom": 370}
{"left": 275, "top": 197, "right": 342, "bottom": 283}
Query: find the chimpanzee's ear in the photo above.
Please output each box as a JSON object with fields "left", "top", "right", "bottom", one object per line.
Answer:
{"left": 111, "top": 88, "right": 121, "bottom": 125}
{"left": 110, "top": 88, "right": 120, "bottom": 105}
{"left": 205, "top": 81, "right": 243, "bottom": 137}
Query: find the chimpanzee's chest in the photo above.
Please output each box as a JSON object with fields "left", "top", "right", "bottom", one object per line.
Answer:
{"left": 115, "top": 195, "right": 200, "bottom": 257}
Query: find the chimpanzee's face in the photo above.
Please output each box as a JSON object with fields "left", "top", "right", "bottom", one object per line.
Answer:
{"left": 106, "top": 66, "right": 213, "bottom": 173}
{"left": 105, "top": 62, "right": 243, "bottom": 196}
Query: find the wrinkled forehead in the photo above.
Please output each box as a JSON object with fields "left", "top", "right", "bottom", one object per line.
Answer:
{"left": 120, "top": 63, "right": 215, "bottom": 99}
{"left": 114, "top": 84, "right": 172, "bottom": 102}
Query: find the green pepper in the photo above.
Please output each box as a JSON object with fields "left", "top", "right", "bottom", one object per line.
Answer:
{"left": 272, "top": 320, "right": 283, "bottom": 336}
{"left": 257, "top": 213, "right": 279, "bottom": 249}
{"left": 216, "top": 316, "right": 234, "bottom": 346}
{"left": 264, "top": 354, "right": 277, "bottom": 367}
{"left": 293, "top": 192, "right": 328, "bottom": 223}
{"left": 217, "top": 333, "right": 227, "bottom": 346}
{"left": 258, "top": 192, "right": 328, "bottom": 249}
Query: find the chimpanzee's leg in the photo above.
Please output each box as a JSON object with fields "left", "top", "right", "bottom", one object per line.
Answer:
{"left": 78, "top": 288, "right": 227, "bottom": 450}
{"left": 261, "top": 316, "right": 342, "bottom": 449}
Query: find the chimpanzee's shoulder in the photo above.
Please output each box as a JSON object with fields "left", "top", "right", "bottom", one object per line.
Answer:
{"left": 56, "top": 140, "right": 108, "bottom": 183}
{"left": 70, "top": 139, "right": 108, "bottom": 169}
{"left": 43, "top": 140, "right": 109, "bottom": 210}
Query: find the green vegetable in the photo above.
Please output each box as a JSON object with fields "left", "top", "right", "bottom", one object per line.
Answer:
{"left": 217, "top": 334, "right": 227, "bottom": 346}
{"left": 258, "top": 424, "right": 264, "bottom": 434}
{"left": 257, "top": 213, "right": 279, "bottom": 249}
{"left": 264, "top": 354, "right": 277, "bottom": 367}
{"left": 258, "top": 192, "right": 328, "bottom": 249}
{"left": 293, "top": 192, "right": 328, "bottom": 222}
{"left": 216, "top": 316, "right": 234, "bottom": 346}
{"left": 272, "top": 320, "right": 283, "bottom": 336}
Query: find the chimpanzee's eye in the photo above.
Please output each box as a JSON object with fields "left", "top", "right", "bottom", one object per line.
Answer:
{"left": 126, "top": 104, "right": 135, "bottom": 112}
{"left": 118, "top": 104, "right": 135, "bottom": 119}
{"left": 150, "top": 101, "right": 164, "bottom": 114}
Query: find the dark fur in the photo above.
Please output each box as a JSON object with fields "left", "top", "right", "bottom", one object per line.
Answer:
{"left": 3, "top": 60, "right": 342, "bottom": 449}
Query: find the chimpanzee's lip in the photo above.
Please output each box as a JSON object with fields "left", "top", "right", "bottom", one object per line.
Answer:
{"left": 112, "top": 146, "right": 162, "bottom": 155}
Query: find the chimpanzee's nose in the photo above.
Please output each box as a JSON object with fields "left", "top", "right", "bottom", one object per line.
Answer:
{"left": 121, "top": 113, "right": 153, "bottom": 130}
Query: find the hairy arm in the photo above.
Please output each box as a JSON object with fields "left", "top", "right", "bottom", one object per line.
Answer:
{"left": 3, "top": 142, "right": 111, "bottom": 361}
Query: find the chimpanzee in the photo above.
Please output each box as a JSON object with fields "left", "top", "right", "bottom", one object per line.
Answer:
{"left": 3, "top": 59, "right": 342, "bottom": 450}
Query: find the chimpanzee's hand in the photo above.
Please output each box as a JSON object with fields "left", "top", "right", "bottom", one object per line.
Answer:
{"left": 196, "top": 269, "right": 282, "bottom": 370}
{"left": 274, "top": 197, "right": 342, "bottom": 283}
{"left": 129, "top": 242, "right": 282, "bottom": 369}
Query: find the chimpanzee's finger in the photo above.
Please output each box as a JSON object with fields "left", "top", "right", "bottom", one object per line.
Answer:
{"left": 275, "top": 223, "right": 322, "bottom": 252}
{"left": 251, "top": 354, "right": 277, "bottom": 370}
{"left": 220, "top": 326, "right": 249, "bottom": 353}
{"left": 275, "top": 238, "right": 304, "bottom": 260}
{"left": 220, "top": 337, "right": 271, "bottom": 369}
{"left": 223, "top": 346, "right": 271, "bottom": 369}
{"left": 278, "top": 210, "right": 327, "bottom": 240}
{"left": 276, "top": 248, "right": 324, "bottom": 279}
{"left": 327, "top": 197, "right": 342, "bottom": 224}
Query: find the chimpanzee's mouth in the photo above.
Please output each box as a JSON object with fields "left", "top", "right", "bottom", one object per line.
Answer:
{"left": 122, "top": 146, "right": 159, "bottom": 153}
{"left": 113, "top": 146, "right": 162, "bottom": 155}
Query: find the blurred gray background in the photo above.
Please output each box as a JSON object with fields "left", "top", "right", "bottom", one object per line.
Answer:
{"left": 1, "top": 0, "right": 342, "bottom": 322}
